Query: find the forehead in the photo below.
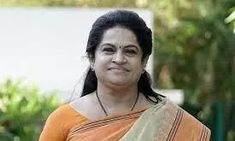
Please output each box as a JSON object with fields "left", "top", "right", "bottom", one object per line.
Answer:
{"left": 99, "top": 26, "right": 139, "bottom": 47}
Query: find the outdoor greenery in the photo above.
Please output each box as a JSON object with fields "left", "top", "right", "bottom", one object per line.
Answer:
{"left": 0, "top": 79, "right": 59, "bottom": 141}
{"left": 0, "top": 0, "right": 235, "bottom": 140}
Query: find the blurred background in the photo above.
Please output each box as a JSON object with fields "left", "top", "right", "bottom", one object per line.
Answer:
{"left": 0, "top": 0, "right": 234, "bottom": 141}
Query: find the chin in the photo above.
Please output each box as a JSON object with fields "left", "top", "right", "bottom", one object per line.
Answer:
{"left": 108, "top": 80, "right": 130, "bottom": 87}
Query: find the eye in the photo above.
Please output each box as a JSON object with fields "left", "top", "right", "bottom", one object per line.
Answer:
{"left": 102, "top": 47, "right": 115, "bottom": 54}
{"left": 124, "top": 48, "right": 137, "bottom": 56}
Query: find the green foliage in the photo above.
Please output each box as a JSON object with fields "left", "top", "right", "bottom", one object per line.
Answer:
{"left": 151, "top": 0, "right": 235, "bottom": 140}
{"left": 0, "top": 79, "right": 60, "bottom": 141}
{"left": 153, "top": 0, "right": 235, "bottom": 105}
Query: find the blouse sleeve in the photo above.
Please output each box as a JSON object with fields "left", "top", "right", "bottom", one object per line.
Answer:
{"left": 39, "top": 107, "right": 66, "bottom": 141}
{"left": 39, "top": 104, "right": 89, "bottom": 141}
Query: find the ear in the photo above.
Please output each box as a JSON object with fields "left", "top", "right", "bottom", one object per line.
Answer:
{"left": 142, "top": 55, "right": 149, "bottom": 68}
{"left": 141, "top": 56, "right": 149, "bottom": 73}
{"left": 89, "top": 58, "right": 95, "bottom": 70}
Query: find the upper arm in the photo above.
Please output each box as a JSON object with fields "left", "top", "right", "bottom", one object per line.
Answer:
{"left": 38, "top": 104, "right": 89, "bottom": 141}
{"left": 39, "top": 109, "right": 65, "bottom": 141}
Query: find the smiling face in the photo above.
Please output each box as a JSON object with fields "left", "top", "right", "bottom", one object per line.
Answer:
{"left": 92, "top": 26, "right": 148, "bottom": 88}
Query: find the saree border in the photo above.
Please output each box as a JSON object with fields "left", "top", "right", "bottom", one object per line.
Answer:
{"left": 166, "top": 109, "right": 183, "bottom": 141}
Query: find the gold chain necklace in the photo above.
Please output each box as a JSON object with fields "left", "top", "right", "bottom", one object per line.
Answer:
{"left": 95, "top": 91, "right": 139, "bottom": 116}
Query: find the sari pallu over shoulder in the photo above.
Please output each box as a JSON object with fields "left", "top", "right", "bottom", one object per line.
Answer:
{"left": 66, "top": 99, "right": 211, "bottom": 141}
{"left": 120, "top": 99, "right": 211, "bottom": 141}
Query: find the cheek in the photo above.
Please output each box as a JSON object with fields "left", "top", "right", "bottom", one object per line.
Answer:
{"left": 94, "top": 56, "right": 110, "bottom": 69}
{"left": 134, "top": 59, "right": 144, "bottom": 68}
{"left": 131, "top": 61, "right": 145, "bottom": 75}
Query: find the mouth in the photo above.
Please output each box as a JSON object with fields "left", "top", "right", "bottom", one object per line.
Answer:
{"left": 108, "top": 67, "right": 130, "bottom": 72}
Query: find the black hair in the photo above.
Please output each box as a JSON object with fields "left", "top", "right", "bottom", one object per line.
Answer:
{"left": 81, "top": 10, "right": 163, "bottom": 103}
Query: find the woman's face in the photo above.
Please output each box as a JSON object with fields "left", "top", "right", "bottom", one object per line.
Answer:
{"left": 92, "top": 26, "right": 148, "bottom": 88}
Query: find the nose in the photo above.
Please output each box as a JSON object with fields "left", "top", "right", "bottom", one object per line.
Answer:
{"left": 112, "top": 51, "right": 127, "bottom": 64}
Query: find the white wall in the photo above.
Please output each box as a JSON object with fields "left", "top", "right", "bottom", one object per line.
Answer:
{"left": 0, "top": 8, "right": 153, "bottom": 101}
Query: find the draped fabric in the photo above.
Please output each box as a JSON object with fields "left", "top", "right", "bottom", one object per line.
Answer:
{"left": 66, "top": 99, "right": 210, "bottom": 141}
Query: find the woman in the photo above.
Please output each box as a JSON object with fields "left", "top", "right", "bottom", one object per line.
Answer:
{"left": 39, "top": 10, "right": 210, "bottom": 141}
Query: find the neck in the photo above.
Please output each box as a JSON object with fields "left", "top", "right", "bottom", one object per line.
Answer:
{"left": 97, "top": 83, "right": 138, "bottom": 105}
{"left": 96, "top": 83, "right": 139, "bottom": 116}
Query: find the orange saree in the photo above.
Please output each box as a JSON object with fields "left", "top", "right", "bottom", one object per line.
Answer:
{"left": 66, "top": 99, "right": 211, "bottom": 141}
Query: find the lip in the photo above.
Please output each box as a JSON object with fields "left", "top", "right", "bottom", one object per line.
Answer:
{"left": 108, "top": 67, "right": 130, "bottom": 72}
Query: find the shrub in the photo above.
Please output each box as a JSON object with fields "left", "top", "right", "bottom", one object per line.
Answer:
{"left": 0, "top": 79, "right": 60, "bottom": 141}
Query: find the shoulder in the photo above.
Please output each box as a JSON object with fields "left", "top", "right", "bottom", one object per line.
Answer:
{"left": 39, "top": 104, "right": 88, "bottom": 141}
{"left": 149, "top": 98, "right": 209, "bottom": 129}
{"left": 47, "top": 103, "right": 88, "bottom": 127}
{"left": 49, "top": 104, "right": 78, "bottom": 118}
{"left": 159, "top": 98, "right": 201, "bottom": 123}
{"left": 162, "top": 99, "right": 211, "bottom": 139}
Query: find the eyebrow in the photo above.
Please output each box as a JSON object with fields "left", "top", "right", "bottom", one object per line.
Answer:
{"left": 101, "top": 43, "right": 139, "bottom": 50}
{"left": 124, "top": 45, "right": 139, "bottom": 49}
{"left": 100, "top": 43, "right": 116, "bottom": 48}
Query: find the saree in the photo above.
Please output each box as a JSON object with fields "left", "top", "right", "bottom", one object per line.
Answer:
{"left": 66, "top": 99, "right": 210, "bottom": 141}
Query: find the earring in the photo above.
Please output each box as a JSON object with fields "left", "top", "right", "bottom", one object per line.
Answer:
{"left": 91, "top": 65, "right": 95, "bottom": 71}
